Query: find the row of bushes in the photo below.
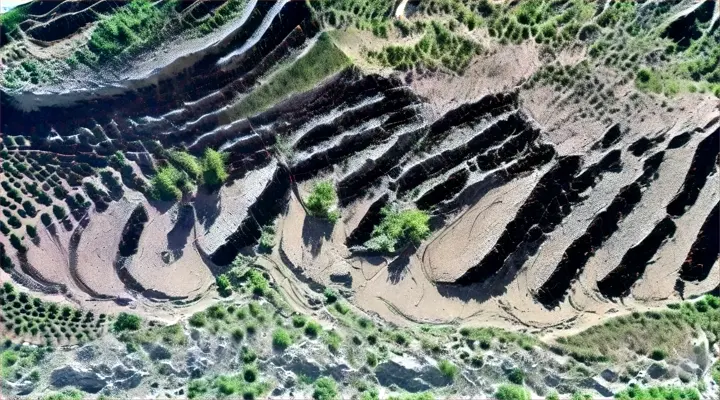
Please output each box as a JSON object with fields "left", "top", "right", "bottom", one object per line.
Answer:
{"left": 151, "top": 148, "right": 229, "bottom": 201}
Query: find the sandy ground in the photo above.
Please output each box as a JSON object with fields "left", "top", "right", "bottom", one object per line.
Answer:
{"left": 129, "top": 202, "right": 213, "bottom": 299}
{"left": 422, "top": 169, "right": 547, "bottom": 283}
{"left": 74, "top": 199, "right": 138, "bottom": 298}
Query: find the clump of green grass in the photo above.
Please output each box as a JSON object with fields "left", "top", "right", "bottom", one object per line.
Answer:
{"left": 189, "top": 312, "right": 207, "bottom": 328}
{"left": 508, "top": 368, "right": 525, "bottom": 384}
{"left": 313, "top": 376, "right": 339, "bottom": 400}
{"left": 324, "top": 329, "right": 342, "bottom": 352}
{"left": 494, "top": 384, "right": 531, "bottom": 400}
{"left": 305, "top": 321, "right": 322, "bottom": 338}
{"left": 150, "top": 165, "right": 188, "bottom": 201}
{"left": 437, "top": 359, "right": 458, "bottom": 380}
{"left": 306, "top": 181, "right": 340, "bottom": 222}
{"left": 201, "top": 148, "right": 228, "bottom": 189}
{"left": 168, "top": 150, "right": 202, "bottom": 181}
{"left": 365, "top": 206, "right": 431, "bottom": 253}
{"left": 226, "top": 32, "right": 351, "bottom": 120}
{"left": 272, "top": 328, "right": 292, "bottom": 350}
{"left": 258, "top": 225, "right": 275, "bottom": 253}
{"left": 216, "top": 274, "right": 232, "bottom": 297}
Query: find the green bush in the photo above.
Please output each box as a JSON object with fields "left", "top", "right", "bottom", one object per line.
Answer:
{"left": 324, "top": 330, "right": 342, "bottom": 352}
{"left": 232, "top": 328, "right": 245, "bottom": 342}
{"left": 324, "top": 288, "right": 338, "bottom": 304}
{"left": 243, "top": 366, "right": 258, "bottom": 383}
{"left": 546, "top": 391, "right": 559, "bottom": 400}
{"left": 150, "top": 166, "right": 185, "bottom": 201}
{"left": 188, "top": 379, "right": 208, "bottom": 399}
{"left": 41, "top": 390, "right": 84, "bottom": 400}
{"left": 169, "top": 150, "right": 202, "bottom": 181}
{"left": 508, "top": 368, "right": 525, "bottom": 384}
{"left": 258, "top": 225, "right": 275, "bottom": 253}
{"left": 292, "top": 315, "right": 307, "bottom": 328}
{"left": 272, "top": 329, "right": 292, "bottom": 350}
{"left": 313, "top": 377, "right": 338, "bottom": 400}
{"left": 113, "top": 312, "right": 141, "bottom": 331}
{"left": 189, "top": 312, "right": 207, "bottom": 327}
{"left": 649, "top": 348, "right": 667, "bottom": 361}
{"left": 305, "top": 321, "right": 322, "bottom": 338}
{"left": 306, "top": 181, "right": 339, "bottom": 222}
{"left": 366, "top": 351, "right": 378, "bottom": 367}
{"left": 201, "top": 148, "right": 228, "bottom": 188}
{"left": 365, "top": 207, "right": 430, "bottom": 253}
{"left": 26, "top": 225, "right": 37, "bottom": 238}
{"left": 216, "top": 274, "right": 232, "bottom": 297}
{"left": 495, "top": 384, "right": 531, "bottom": 400}
{"left": 246, "top": 270, "right": 269, "bottom": 297}
{"left": 438, "top": 359, "right": 458, "bottom": 380}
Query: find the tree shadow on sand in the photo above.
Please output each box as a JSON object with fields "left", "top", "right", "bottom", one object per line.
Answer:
{"left": 302, "top": 215, "right": 334, "bottom": 257}
{"left": 167, "top": 204, "right": 195, "bottom": 253}
{"left": 194, "top": 188, "right": 221, "bottom": 230}
{"left": 435, "top": 238, "right": 545, "bottom": 304}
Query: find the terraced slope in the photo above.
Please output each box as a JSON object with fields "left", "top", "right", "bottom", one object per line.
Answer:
{"left": 0, "top": 0, "right": 718, "bottom": 334}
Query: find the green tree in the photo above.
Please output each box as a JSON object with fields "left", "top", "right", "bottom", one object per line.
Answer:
{"left": 202, "top": 148, "right": 228, "bottom": 188}
{"left": 365, "top": 207, "right": 430, "bottom": 252}
{"left": 313, "top": 377, "right": 338, "bottom": 400}
{"left": 216, "top": 274, "right": 232, "bottom": 297}
{"left": 113, "top": 312, "right": 141, "bottom": 331}
{"left": 150, "top": 166, "right": 185, "bottom": 201}
{"left": 306, "top": 181, "right": 339, "bottom": 222}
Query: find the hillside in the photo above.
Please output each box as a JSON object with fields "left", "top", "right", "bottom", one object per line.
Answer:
{"left": 0, "top": 0, "right": 718, "bottom": 399}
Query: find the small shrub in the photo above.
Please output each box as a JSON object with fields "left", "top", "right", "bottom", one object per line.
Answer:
{"left": 365, "top": 207, "right": 430, "bottom": 253}
{"left": 324, "top": 288, "right": 338, "bottom": 303}
{"left": 292, "top": 315, "right": 306, "bottom": 328}
{"left": 216, "top": 274, "right": 232, "bottom": 297}
{"left": 313, "top": 377, "right": 338, "bottom": 400}
{"left": 232, "top": 328, "right": 244, "bottom": 342}
{"left": 272, "top": 328, "right": 292, "bottom": 350}
{"left": 305, "top": 321, "right": 322, "bottom": 338}
{"left": 113, "top": 313, "right": 141, "bottom": 331}
{"left": 189, "top": 312, "right": 207, "bottom": 327}
{"left": 366, "top": 351, "right": 378, "bottom": 367}
{"left": 202, "top": 148, "right": 228, "bottom": 189}
{"left": 334, "top": 301, "right": 349, "bottom": 315}
{"left": 243, "top": 366, "right": 258, "bottom": 383}
{"left": 649, "top": 348, "right": 667, "bottom": 361}
{"left": 324, "top": 330, "right": 342, "bottom": 353}
{"left": 508, "top": 368, "right": 525, "bottom": 384}
{"left": 207, "top": 305, "right": 227, "bottom": 320}
{"left": 438, "top": 359, "right": 458, "bottom": 380}
{"left": 306, "top": 181, "right": 339, "bottom": 222}
{"left": 495, "top": 384, "right": 531, "bottom": 400}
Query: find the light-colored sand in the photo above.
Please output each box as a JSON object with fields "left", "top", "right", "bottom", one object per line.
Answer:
{"left": 74, "top": 199, "right": 137, "bottom": 298}
{"left": 128, "top": 203, "right": 213, "bottom": 299}
{"left": 423, "top": 170, "right": 545, "bottom": 283}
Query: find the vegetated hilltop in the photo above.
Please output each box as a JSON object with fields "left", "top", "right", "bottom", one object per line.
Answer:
{"left": 0, "top": 0, "right": 718, "bottom": 398}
